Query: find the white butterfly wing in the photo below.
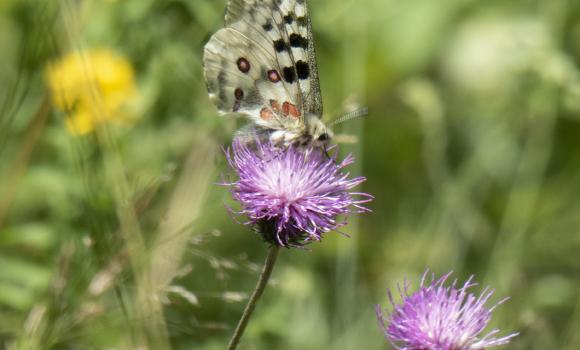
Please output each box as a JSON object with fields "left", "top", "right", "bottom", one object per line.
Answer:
{"left": 203, "top": 0, "right": 323, "bottom": 131}
{"left": 204, "top": 28, "right": 282, "bottom": 129}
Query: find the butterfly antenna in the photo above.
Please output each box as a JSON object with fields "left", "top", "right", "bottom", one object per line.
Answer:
{"left": 329, "top": 107, "right": 369, "bottom": 127}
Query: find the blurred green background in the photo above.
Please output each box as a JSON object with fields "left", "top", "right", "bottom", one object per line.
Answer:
{"left": 1, "top": 0, "right": 579, "bottom": 349}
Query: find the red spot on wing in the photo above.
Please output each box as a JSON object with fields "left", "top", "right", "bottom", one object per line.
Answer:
{"left": 270, "top": 100, "right": 281, "bottom": 112}
{"left": 237, "top": 57, "right": 250, "bottom": 73}
{"left": 282, "top": 102, "right": 301, "bottom": 118}
{"left": 268, "top": 69, "right": 281, "bottom": 83}
{"left": 260, "top": 107, "right": 274, "bottom": 120}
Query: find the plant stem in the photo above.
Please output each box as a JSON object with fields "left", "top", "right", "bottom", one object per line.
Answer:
{"left": 227, "top": 245, "right": 281, "bottom": 350}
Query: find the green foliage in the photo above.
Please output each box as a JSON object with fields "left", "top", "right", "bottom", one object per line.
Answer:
{"left": 1, "top": 0, "right": 579, "bottom": 349}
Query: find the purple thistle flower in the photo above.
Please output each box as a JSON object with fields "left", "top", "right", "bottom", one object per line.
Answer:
{"left": 224, "top": 137, "right": 372, "bottom": 247}
{"left": 376, "top": 270, "right": 519, "bottom": 350}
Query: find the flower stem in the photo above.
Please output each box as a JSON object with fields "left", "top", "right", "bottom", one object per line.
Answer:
{"left": 227, "top": 245, "right": 281, "bottom": 350}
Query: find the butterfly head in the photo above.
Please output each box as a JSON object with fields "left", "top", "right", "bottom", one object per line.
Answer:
{"left": 305, "top": 114, "right": 333, "bottom": 148}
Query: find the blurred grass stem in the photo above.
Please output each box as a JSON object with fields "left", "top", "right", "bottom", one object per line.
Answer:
{"left": 0, "top": 95, "right": 50, "bottom": 227}
{"left": 227, "top": 245, "right": 280, "bottom": 350}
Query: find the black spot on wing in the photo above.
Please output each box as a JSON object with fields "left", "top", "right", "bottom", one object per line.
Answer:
{"left": 284, "top": 13, "right": 294, "bottom": 25}
{"left": 262, "top": 21, "right": 273, "bottom": 31}
{"left": 296, "top": 17, "right": 307, "bottom": 27}
{"left": 217, "top": 70, "right": 227, "bottom": 102}
{"left": 289, "top": 33, "right": 308, "bottom": 49}
{"left": 296, "top": 61, "right": 309, "bottom": 80}
{"left": 283, "top": 66, "right": 296, "bottom": 84}
{"left": 217, "top": 70, "right": 227, "bottom": 85}
{"left": 274, "top": 39, "right": 286, "bottom": 52}
{"left": 247, "top": 6, "right": 256, "bottom": 18}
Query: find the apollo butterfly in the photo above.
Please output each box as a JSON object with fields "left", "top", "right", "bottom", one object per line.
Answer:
{"left": 203, "top": 0, "right": 332, "bottom": 148}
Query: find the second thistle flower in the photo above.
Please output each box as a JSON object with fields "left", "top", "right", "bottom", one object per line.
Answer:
{"left": 376, "top": 270, "right": 519, "bottom": 350}
{"left": 225, "top": 138, "right": 372, "bottom": 247}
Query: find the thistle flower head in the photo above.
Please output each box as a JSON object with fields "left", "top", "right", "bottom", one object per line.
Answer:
{"left": 224, "top": 137, "right": 372, "bottom": 247}
{"left": 376, "top": 270, "right": 519, "bottom": 350}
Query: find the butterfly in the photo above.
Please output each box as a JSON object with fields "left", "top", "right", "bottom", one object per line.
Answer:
{"left": 203, "top": 0, "right": 332, "bottom": 148}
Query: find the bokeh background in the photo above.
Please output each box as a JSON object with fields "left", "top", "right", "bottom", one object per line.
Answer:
{"left": 1, "top": 0, "right": 579, "bottom": 349}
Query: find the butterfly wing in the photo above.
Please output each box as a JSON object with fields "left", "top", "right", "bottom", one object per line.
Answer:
{"left": 203, "top": 0, "right": 323, "bottom": 132}
{"left": 300, "top": 1, "right": 323, "bottom": 117}
{"left": 226, "top": 0, "right": 323, "bottom": 118}
{"left": 204, "top": 27, "right": 290, "bottom": 130}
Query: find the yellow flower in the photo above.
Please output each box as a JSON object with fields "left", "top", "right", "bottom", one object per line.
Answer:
{"left": 45, "top": 49, "right": 138, "bottom": 135}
